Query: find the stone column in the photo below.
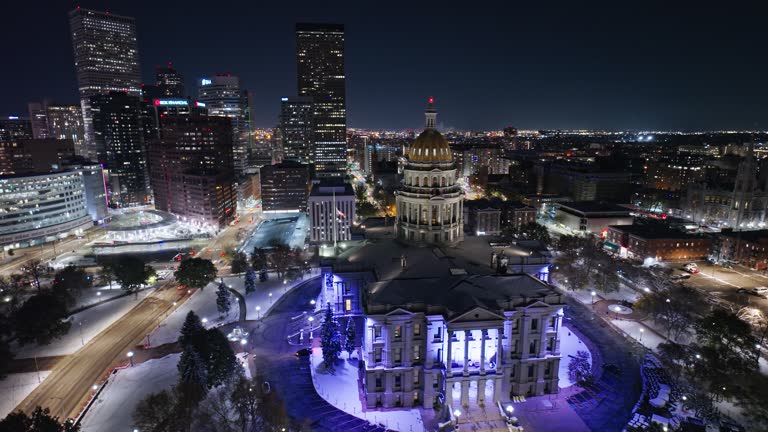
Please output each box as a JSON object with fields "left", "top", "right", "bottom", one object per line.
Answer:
{"left": 446, "top": 333, "right": 453, "bottom": 377}
{"left": 496, "top": 327, "right": 503, "bottom": 373}
{"left": 493, "top": 377, "right": 502, "bottom": 402}
{"left": 480, "top": 329, "right": 487, "bottom": 375}
{"left": 463, "top": 330, "right": 470, "bottom": 376}
{"left": 461, "top": 380, "right": 469, "bottom": 407}
{"left": 478, "top": 378, "right": 486, "bottom": 405}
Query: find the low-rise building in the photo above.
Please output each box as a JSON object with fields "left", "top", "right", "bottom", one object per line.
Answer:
{"left": 309, "top": 181, "right": 355, "bottom": 243}
{"left": 715, "top": 229, "right": 768, "bottom": 270}
{"left": 606, "top": 223, "right": 712, "bottom": 261}
{"left": 555, "top": 202, "right": 633, "bottom": 234}
{"left": 259, "top": 161, "right": 309, "bottom": 213}
{"left": 0, "top": 166, "right": 106, "bottom": 248}
{"left": 464, "top": 199, "right": 501, "bottom": 236}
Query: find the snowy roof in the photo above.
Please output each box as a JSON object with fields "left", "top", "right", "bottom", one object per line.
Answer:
{"left": 366, "top": 273, "right": 562, "bottom": 318}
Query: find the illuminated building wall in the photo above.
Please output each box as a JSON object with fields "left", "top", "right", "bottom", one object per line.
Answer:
{"left": 69, "top": 8, "right": 141, "bottom": 161}
{"left": 296, "top": 23, "right": 347, "bottom": 177}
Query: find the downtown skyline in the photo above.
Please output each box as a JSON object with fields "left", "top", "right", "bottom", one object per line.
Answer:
{"left": 2, "top": 1, "right": 768, "bottom": 131}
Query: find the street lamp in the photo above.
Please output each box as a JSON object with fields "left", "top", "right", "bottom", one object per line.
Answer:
{"left": 505, "top": 405, "right": 514, "bottom": 415}
{"left": 127, "top": 351, "right": 134, "bottom": 367}
{"left": 639, "top": 328, "right": 644, "bottom": 342}
{"left": 202, "top": 318, "right": 208, "bottom": 325}
{"left": 240, "top": 338, "right": 247, "bottom": 353}
{"left": 590, "top": 291, "right": 596, "bottom": 306}
{"left": 269, "top": 292, "right": 273, "bottom": 304}
{"left": 256, "top": 306, "right": 261, "bottom": 320}
{"left": 453, "top": 409, "right": 462, "bottom": 420}
{"left": 310, "top": 299, "right": 316, "bottom": 306}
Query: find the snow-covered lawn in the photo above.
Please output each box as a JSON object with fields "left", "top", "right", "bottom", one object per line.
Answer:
{"left": 0, "top": 372, "right": 52, "bottom": 419}
{"left": 228, "top": 270, "right": 320, "bottom": 320}
{"left": 13, "top": 289, "right": 152, "bottom": 359}
{"left": 80, "top": 354, "right": 179, "bottom": 432}
{"left": 558, "top": 325, "right": 591, "bottom": 388}
{"left": 310, "top": 348, "right": 425, "bottom": 432}
{"left": 148, "top": 283, "right": 239, "bottom": 347}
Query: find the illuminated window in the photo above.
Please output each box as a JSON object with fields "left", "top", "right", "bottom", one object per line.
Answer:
{"left": 345, "top": 299, "right": 351, "bottom": 311}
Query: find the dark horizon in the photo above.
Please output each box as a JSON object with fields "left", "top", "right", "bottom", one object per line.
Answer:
{"left": 2, "top": 1, "right": 768, "bottom": 131}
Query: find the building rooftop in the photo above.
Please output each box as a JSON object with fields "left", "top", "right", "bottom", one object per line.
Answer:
{"left": 559, "top": 201, "right": 632, "bottom": 215}
{"left": 367, "top": 274, "right": 561, "bottom": 317}
{"left": 608, "top": 223, "right": 706, "bottom": 240}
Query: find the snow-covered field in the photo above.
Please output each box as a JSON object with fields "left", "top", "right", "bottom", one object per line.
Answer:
{"left": 80, "top": 354, "right": 179, "bottom": 432}
{"left": 0, "top": 372, "right": 52, "bottom": 419}
{"left": 558, "top": 325, "right": 591, "bottom": 388}
{"left": 13, "top": 289, "right": 152, "bottom": 359}
{"left": 148, "top": 283, "right": 239, "bottom": 347}
{"left": 310, "top": 348, "right": 425, "bottom": 432}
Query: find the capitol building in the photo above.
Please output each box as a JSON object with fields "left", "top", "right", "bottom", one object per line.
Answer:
{"left": 395, "top": 99, "right": 464, "bottom": 245}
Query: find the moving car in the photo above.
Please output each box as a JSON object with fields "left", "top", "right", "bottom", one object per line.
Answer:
{"left": 670, "top": 274, "right": 691, "bottom": 281}
{"left": 751, "top": 287, "right": 768, "bottom": 297}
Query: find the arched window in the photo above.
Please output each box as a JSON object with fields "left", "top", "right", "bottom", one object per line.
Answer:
{"left": 423, "top": 176, "right": 429, "bottom": 187}
{"left": 441, "top": 177, "right": 446, "bottom": 187}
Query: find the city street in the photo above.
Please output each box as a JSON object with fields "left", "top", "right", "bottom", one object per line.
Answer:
{"left": 15, "top": 279, "right": 183, "bottom": 420}
{"left": 667, "top": 261, "right": 768, "bottom": 315}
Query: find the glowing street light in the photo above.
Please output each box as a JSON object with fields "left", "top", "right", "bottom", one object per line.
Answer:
{"left": 202, "top": 318, "right": 208, "bottom": 325}
{"left": 310, "top": 299, "right": 316, "bottom": 305}
{"left": 590, "top": 291, "right": 596, "bottom": 305}
{"left": 453, "top": 409, "right": 462, "bottom": 419}
{"left": 505, "top": 405, "right": 514, "bottom": 415}
{"left": 256, "top": 305, "right": 261, "bottom": 320}
{"left": 127, "top": 351, "right": 134, "bottom": 367}
{"left": 639, "top": 328, "right": 644, "bottom": 342}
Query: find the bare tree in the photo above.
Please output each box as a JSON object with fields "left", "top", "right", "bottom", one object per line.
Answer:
{"left": 20, "top": 259, "right": 44, "bottom": 293}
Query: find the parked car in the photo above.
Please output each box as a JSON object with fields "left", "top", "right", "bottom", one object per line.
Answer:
{"left": 295, "top": 348, "right": 311, "bottom": 357}
{"left": 750, "top": 287, "right": 768, "bottom": 297}
{"left": 670, "top": 274, "right": 691, "bottom": 281}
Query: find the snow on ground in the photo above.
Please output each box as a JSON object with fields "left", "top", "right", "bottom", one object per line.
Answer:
{"left": 81, "top": 354, "right": 179, "bottom": 432}
{"left": 148, "top": 283, "right": 239, "bottom": 347}
{"left": 228, "top": 269, "right": 320, "bottom": 320}
{"left": 13, "top": 289, "right": 152, "bottom": 359}
{"left": 310, "top": 348, "right": 425, "bottom": 432}
{"left": 609, "top": 319, "right": 666, "bottom": 352}
{"left": 0, "top": 372, "right": 52, "bottom": 419}
{"left": 558, "top": 325, "right": 591, "bottom": 388}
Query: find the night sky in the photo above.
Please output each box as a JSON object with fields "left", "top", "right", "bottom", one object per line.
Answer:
{"left": 2, "top": 1, "right": 767, "bottom": 131}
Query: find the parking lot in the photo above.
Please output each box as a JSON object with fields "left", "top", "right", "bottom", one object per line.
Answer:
{"left": 240, "top": 214, "right": 308, "bottom": 253}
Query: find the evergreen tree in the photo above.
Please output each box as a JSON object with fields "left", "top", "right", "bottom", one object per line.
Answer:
{"left": 259, "top": 269, "right": 268, "bottom": 282}
{"left": 178, "top": 311, "right": 206, "bottom": 349}
{"left": 178, "top": 346, "right": 208, "bottom": 393}
{"left": 344, "top": 318, "right": 356, "bottom": 357}
{"left": 205, "top": 329, "right": 241, "bottom": 388}
{"left": 215, "top": 281, "right": 231, "bottom": 316}
{"left": 244, "top": 267, "right": 256, "bottom": 294}
{"left": 320, "top": 304, "right": 341, "bottom": 368}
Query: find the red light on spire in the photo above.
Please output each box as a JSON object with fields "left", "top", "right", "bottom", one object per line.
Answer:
{"left": 428, "top": 97, "right": 434, "bottom": 104}
{"left": 153, "top": 99, "right": 161, "bottom": 106}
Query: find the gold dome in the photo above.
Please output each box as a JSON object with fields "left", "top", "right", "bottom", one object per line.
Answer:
{"left": 408, "top": 129, "right": 452, "bottom": 162}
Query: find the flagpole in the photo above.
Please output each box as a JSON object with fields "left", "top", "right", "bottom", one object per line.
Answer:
{"left": 333, "top": 189, "right": 338, "bottom": 249}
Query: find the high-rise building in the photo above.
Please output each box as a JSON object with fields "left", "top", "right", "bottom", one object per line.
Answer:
{"left": 156, "top": 62, "right": 185, "bottom": 98}
{"left": 279, "top": 96, "right": 314, "bottom": 164}
{"left": 0, "top": 116, "right": 32, "bottom": 143}
{"left": 27, "top": 103, "right": 51, "bottom": 139}
{"left": 69, "top": 8, "right": 141, "bottom": 160}
{"left": 27, "top": 102, "right": 86, "bottom": 156}
{"left": 90, "top": 91, "right": 149, "bottom": 206}
{"left": 148, "top": 116, "right": 236, "bottom": 227}
{"left": 296, "top": 23, "right": 347, "bottom": 177}
{"left": 198, "top": 74, "right": 252, "bottom": 177}
{"left": 259, "top": 161, "right": 310, "bottom": 213}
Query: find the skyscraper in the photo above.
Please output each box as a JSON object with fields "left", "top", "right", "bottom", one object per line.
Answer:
{"left": 156, "top": 62, "right": 185, "bottom": 98}
{"left": 296, "top": 23, "right": 347, "bottom": 177}
{"left": 279, "top": 96, "right": 314, "bottom": 164}
{"left": 69, "top": 8, "right": 141, "bottom": 160}
{"left": 27, "top": 102, "right": 86, "bottom": 156}
{"left": 90, "top": 91, "right": 149, "bottom": 206}
{"left": 148, "top": 115, "right": 236, "bottom": 227}
{"left": 198, "top": 74, "right": 252, "bottom": 177}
